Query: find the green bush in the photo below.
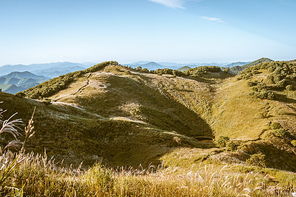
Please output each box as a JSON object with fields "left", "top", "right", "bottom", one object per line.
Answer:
{"left": 224, "top": 67, "right": 230, "bottom": 73}
{"left": 252, "top": 82, "right": 266, "bottom": 92}
{"left": 42, "top": 98, "right": 51, "bottom": 105}
{"left": 271, "top": 128, "right": 287, "bottom": 138}
{"left": 250, "top": 90, "right": 275, "bottom": 100}
{"left": 266, "top": 75, "right": 275, "bottom": 84}
{"left": 216, "top": 136, "right": 229, "bottom": 148}
{"left": 246, "top": 154, "right": 266, "bottom": 168}
{"left": 286, "top": 85, "right": 293, "bottom": 91}
{"left": 226, "top": 141, "right": 237, "bottom": 151}
{"left": 247, "top": 81, "right": 257, "bottom": 87}
{"left": 140, "top": 68, "right": 150, "bottom": 73}
{"left": 172, "top": 70, "right": 185, "bottom": 77}
{"left": 275, "top": 79, "right": 288, "bottom": 90}
{"left": 124, "top": 70, "right": 131, "bottom": 75}
{"left": 183, "top": 66, "right": 221, "bottom": 76}
{"left": 271, "top": 122, "right": 282, "bottom": 129}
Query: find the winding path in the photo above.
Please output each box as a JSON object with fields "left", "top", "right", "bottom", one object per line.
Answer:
{"left": 73, "top": 73, "right": 92, "bottom": 95}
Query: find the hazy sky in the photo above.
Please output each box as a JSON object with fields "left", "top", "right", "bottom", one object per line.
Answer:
{"left": 1, "top": 0, "right": 295, "bottom": 66}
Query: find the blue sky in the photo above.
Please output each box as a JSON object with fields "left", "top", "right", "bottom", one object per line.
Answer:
{"left": 0, "top": 0, "right": 295, "bottom": 66}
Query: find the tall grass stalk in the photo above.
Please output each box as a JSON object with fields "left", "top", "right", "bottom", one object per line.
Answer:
{"left": 5, "top": 156, "right": 293, "bottom": 196}
{"left": 0, "top": 103, "right": 36, "bottom": 196}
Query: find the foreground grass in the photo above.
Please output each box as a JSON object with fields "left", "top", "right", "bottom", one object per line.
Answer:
{"left": 1, "top": 151, "right": 295, "bottom": 196}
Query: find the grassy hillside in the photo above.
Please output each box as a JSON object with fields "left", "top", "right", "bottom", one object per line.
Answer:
{"left": 6, "top": 60, "right": 294, "bottom": 171}
{"left": 2, "top": 62, "right": 219, "bottom": 168}
{"left": 2, "top": 60, "right": 296, "bottom": 196}
{"left": 230, "top": 57, "right": 273, "bottom": 74}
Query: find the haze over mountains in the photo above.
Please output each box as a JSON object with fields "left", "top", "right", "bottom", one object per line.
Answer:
{"left": 0, "top": 71, "right": 48, "bottom": 94}
{"left": 0, "top": 62, "right": 93, "bottom": 77}
{"left": 0, "top": 62, "right": 92, "bottom": 93}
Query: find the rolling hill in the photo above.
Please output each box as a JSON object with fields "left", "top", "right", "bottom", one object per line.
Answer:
{"left": 230, "top": 57, "right": 273, "bottom": 74}
{"left": 0, "top": 60, "right": 292, "bottom": 174}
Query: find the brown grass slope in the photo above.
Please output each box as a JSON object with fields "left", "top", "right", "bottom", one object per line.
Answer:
{"left": 209, "top": 61, "right": 296, "bottom": 171}
{"left": 3, "top": 61, "right": 296, "bottom": 172}
{"left": 1, "top": 63, "right": 218, "bottom": 168}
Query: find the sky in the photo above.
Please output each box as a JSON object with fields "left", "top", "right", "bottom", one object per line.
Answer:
{"left": 0, "top": 0, "right": 296, "bottom": 66}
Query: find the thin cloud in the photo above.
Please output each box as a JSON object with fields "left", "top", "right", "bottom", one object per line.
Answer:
{"left": 148, "top": 0, "right": 200, "bottom": 9}
{"left": 148, "top": 0, "right": 185, "bottom": 9}
{"left": 201, "top": 16, "right": 225, "bottom": 23}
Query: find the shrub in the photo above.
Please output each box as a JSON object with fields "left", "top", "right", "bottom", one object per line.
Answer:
{"left": 124, "top": 70, "right": 131, "bottom": 75}
{"left": 271, "top": 128, "right": 287, "bottom": 138}
{"left": 247, "top": 81, "right": 257, "bottom": 87}
{"left": 246, "top": 154, "right": 266, "bottom": 168}
{"left": 252, "top": 70, "right": 260, "bottom": 75}
{"left": 141, "top": 68, "right": 149, "bottom": 73}
{"left": 251, "top": 90, "right": 275, "bottom": 100}
{"left": 268, "top": 66, "right": 275, "bottom": 73}
{"left": 266, "top": 75, "right": 275, "bottom": 84}
{"left": 42, "top": 98, "right": 51, "bottom": 105}
{"left": 271, "top": 122, "right": 282, "bottom": 129}
{"left": 216, "top": 136, "right": 229, "bottom": 148}
{"left": 15, "top": 92, "right": 26, "bottom": 98}
{"left": 226, "top": 141, "right": 237, "bottom": 151}
{"left": 252, "top": 83, "right": 266, "bottom": 92}
{"left": 275, "top": 79, "right": 288, "bottom": 90}
{"left": 172, "top": 70, "right": 185, "bottom": 77}
{"left": 286, "top": 85, "right": 293, "bottom": 91}
{"left": 224, "top": 67, "right": 230, "bottom": 73}
{"left": 183, "top": 66, "right": 221, "bottom": 76}
{"left": 136, "top": 66, "right": 142, "bottom": 71}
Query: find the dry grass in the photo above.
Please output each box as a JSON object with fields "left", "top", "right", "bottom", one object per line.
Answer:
{"left": 1, "top": 151, "right": 295, "bottom": 196}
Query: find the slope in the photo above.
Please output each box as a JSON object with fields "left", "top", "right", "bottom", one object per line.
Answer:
{"left": 230, "top": 57, "right": 273, "bottom": 74}
{"left": 9, "top": 60, "right": 296, "bottom": 172}
{"left": 4, "top": 61, "right": 216, "bottom": 168}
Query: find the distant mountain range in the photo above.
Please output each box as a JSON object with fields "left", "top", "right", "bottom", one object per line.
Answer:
{"left": 0, "top": 62, "right": 91, "bottom": 78}
{"left": 0, "top": 62, "right": 95, "bottom": 94}
{"left": 0, "top": 71, "right": 48, "bottom": 94}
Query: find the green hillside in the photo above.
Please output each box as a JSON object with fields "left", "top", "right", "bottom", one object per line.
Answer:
{"left": 230, "top": 57, "right": 273, "bottom": 74}
{"left": 2, "top": 60, "right": 296, "bottom": 196}
{"left": 4, "top": 60, "right": 292, "bottom": 171}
